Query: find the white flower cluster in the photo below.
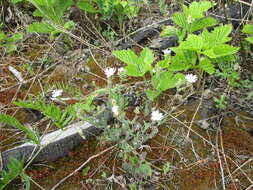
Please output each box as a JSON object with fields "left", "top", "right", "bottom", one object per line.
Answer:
{"left": 185, "top": 74, "right": 197, "bottom": 83}
{"left": 104, "top": 67, "right": 116, "bottom": 78}
{"left": 51, "top": 89, "right": 63, "bottom": 98}
{"left": 151, "top": 110, "right": 164, "bottom": 121}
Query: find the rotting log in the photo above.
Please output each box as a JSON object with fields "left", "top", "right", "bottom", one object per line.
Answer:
{"left": 0, "top": 110, "right": 112, "bottom": 172}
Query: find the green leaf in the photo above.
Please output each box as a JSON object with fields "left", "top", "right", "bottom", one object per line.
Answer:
{"left": 28, "top": 0, "right": 57, "bottom": 6}
{"left": 137, "top": 163, "right": 152, "bottom": 179}
{"left": 188, "top": 17, "right": 217, "bottom": 33}
{"left": 113, "top": 48, "right": 153, "bottom": 77}
{"left": 9, "top": 32, "right": 23, "bottom": 42}
{"left": 11, "top": 0, "right": 24, "bottom": 3}
{"left": 152, "top": 71, "right": 184, "bottom": 91}
{"left": 20, "top": 172, "right": 31, "bottom": 190}
{"left": 245, "top": 36, "right": 253, "bottom": 44}
{"left": 172, "top": 12, "right": 188, "bottom": 29}
{"left": 187, "top": 1, "right": 216, "bottom": 19}
{"left": 0, "top": 114, "right": 39, "bottom": 144}
{"left": 242, "top": 24, "right": 253, "bottom": 34}
{"left": 202, "top": 44, "right": 239, "bottom": 58}
{"left": 145, "top": 90, "right": 161, "bottom": 101}
{"left": 32, "top": 9, "right": 44, "bottom": 17}
{"left": 136, "top": 47, "right": 154, "bottom": 75}
{"left": 55, "top": 0, "right": 72, "bottom": 18}
{"left": 198, "top": 58, "right": 215, "bottom": 74}
{"left": 97, "top": 0, "right": 114, "bottom": 19}
{"left": 6, "top": 44, "right": 17, "bottom": 53}
{"left": 171, "top": 48, "right": 197, "bottom": 68}
{"left": 77, "top": 0, "right": 99, "bottom": 13}
{"left": 64, "top": 20, "right": 75, "bottom": 29}
{"left": 156, "top": 55, "right": 171, "bottom": 69}
{"left": 201, "top": 24, "right": 232, "bottom": 49}
{"left": 178, "top": 34, "right": 203, "bottom": 51}
{"left": 0, "top": 157, "right": 23, "bottom": 190}
{"left": 0, "top": 31, "right": 7, "bottom": 41}
{"left": 160, "top": 25, "right": 178, "bottom": 37}
{"left": 168, "top": 61, "right": 191, "bottom": 71}
{"left": 27, "top": 22, "right": 55, "bottom": 33}
{"left": 113, "top": 49, "right": 138, "bottom": 66}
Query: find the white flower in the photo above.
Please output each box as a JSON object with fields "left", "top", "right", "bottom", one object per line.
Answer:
{"left": 187, "top": 15, "right": 194, "bottom": 24}
{"left": 151, "top": 110, "right": 164, "bottom": 121}
{"left": 51, "top": 89, "right": 63, "bottom": 98}
{"left": 162, "top": 49, "right": 171, "bottom": 55}
{"left": 105, "top": 67, "right": 116, "bottom": 78}
{"left": 118, "top": 67, "right": 125, "bottom": 73}
{"left": 185, "top": 74, "right": 198, "bottom": 83}
{"left": 112, "top": 105, "right": 119, "bottom": 116}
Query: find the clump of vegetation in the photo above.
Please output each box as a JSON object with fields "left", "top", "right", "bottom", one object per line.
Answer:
{"left": 0, "top": 0, "right": 253, "bottom": 189}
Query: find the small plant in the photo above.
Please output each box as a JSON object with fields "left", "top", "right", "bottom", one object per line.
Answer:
{"left": 0, "top": 157, "right": 30, "bottom": 190}
{"left": 163, "top": 162, "right": 171, "bottom": 175}
{"left": 77, "top": 0, "right": 143, "bottom": 33}
{"left": 0, "top": 31, "right": 23, "bottom": 54}
{"left": 160, "top": 1, "right": 239, "bottom": 81}
{"left": 214, "top": 95, "right": 227, "bottom": 109}
{"left": 12, "top": 0, "right": 74, "bottom": 37}
{"left": 122, "top": 154, "right": 153, "bottom": 180}
{"left": 14, "top": 96, "right": 76, "bottom": 129}
{"left": 0, "top": 114, "right": 40, "bottom": 144}
{"left": 216, "top": 61, "right": 241, "bottom": 87}
{"left": 158, "top": 0, "right": 168, "bottom": 15}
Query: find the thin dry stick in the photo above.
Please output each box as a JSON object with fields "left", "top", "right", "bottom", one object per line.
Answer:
{"left": 246, "top": 183, "right": 253, "bottom": 190}
{"left": 235, "top": 0, "right": 253, "bottom": 7}
{"left": 51, "top": 145, "right": 116, "bottom": 190}
{"left": 231, "top": 158, "right": 253, "bottom": 176}
{"left": 186, "top": 82, "right": 205, "bottom": 138}
{"left": 215, "top": 128, "right": 226, "bottom": 190}
{"left": 219, "top": 126, "right": 238, "bottom": 190}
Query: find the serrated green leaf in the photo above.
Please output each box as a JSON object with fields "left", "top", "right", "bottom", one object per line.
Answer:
{"left": 11, "top": 0, "right": 24, "bottom": 3}
{"left": 6, "top": 44, "right": 17, "bottom": 53}
{"left": 0, "top": 114, "right": 39, "bottom": 144}
{"left": 187, "top": 1, "right": 216, "bottom": 19}
{"left": 77, "top": 0, "right": 99, "bottom": 13}
{"left": 0, "top": 31, "right": 7, "bottom": 41}
{"left": 136, "top": 47, "right": 154, "bottom": 74}
{"left": 202, "top": 44, "right": 239, "bottom": 58}
{"left": 0, "top": 157, "right": 23, "bottom": 190}
{"left": 145, "top": 90, "right": 161, "bottom": 101}
{"left": 201, "top": 24, "right": 232, "bottom": 49}
{"left": 198, "top": 58, "right": 215, "bottom": 74}
{"left": 32, "top": 9, "right": 44, "bottom": 17}
{"left": 171, "top": 48, "right": 197, "bottom": 67}
{"left": 9, "top": 32, "right": 23, "bottom": 42}
{"left": 113, "top": 48, "right": 153, "bottom": 77}
{"left": 156, "top": 56, "right": 171, "bottom": 69}
{"left": 137, "top": 163, "right": 152, "bottom": 178}
{"left": 242, "top": 24, "right": 253, "bottom": 34}
{"left": 113, "top": 49, "right": 138, "bottom": 66}
{"left": 168, "top": 61, "right": 191, "bottom": 71}
{"left": 152, "top": 71, "right": 184, "bottom": 91}
{"left": 188, "top": 17, "right": 217, "bottom": 33}
{"left": 245, "top": 36, "right": 253, "bottom": 44}
{"left": 64, "top": 20, "right": 75, "bottom": 29}
{"left": 172, "top": 12, "right": 188, "bottom": 29}
{"left": 178, "top": 34, "right": 203, "bottom": 51}
{"left": 28, "top": 0, "right": 57, "bottom": 6}
{"left": 55, "top": 0, "right": 72, "bottom": 18}
{"left": 27, "top": 22, "right": 55, "bottom": 33}
{"left": 160, "top": 25, "right": 178, "bottom": 37}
